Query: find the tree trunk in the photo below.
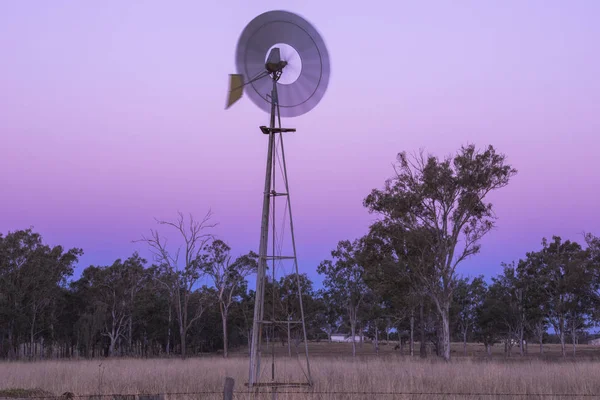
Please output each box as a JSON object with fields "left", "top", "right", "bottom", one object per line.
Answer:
{"left": 440, "top": 307, "right": 451, "bottom": 361}
{"left": 248, "top": 331, "right": 252, "bottom": 357}
{"left": 518, "top": 327, "right": 525, "bottom": 356}
{"left": 559, "top": 329, "right": 566, "bottom": 357}
{"left": 571, "top": 322, "right": 577, "bottom": 357}
{"left": 359, "top": 323, "right": 363, "bottom": 348}
{"left": 486, "top": 343, "right": 492, "bottom": 357}
{"left": 374, "top": 324, "right": 379, "bottom": 355}
{"left": 222, "top": 309, "right": 228, "bottom": 358}
{"left": 409, "top": 312, "right": 414, "bottom": 357}
{"left": 128, "top": 316, "right": 133, "bottom": 356}
{"left": 166, "top": 305, "right": 172, "bottom": 355}
{"left": 287, "top": 321, "right": 291, "bottom": 357}
{"left": 180, "top": 330, "right": 186, "bottom": 359}
{"left": 463, "top": 329, "right": 467, "bottom": 356}
{"left": 537, "top": 324, "right": 544, "bottom": 355}
{"left": 7, "top": 326, "right": 15, "bottom": 360}
{"left": 108, "top": 338, "right": 116, "bottom": 357}
{"left": 30, "top": 317, "right": 36, "bottom": 360}
{"left": 419, "top": 301, "right": 426, "bottom": 358}
{"left": 350, "top": 320, "right": 356, "bottom": 357}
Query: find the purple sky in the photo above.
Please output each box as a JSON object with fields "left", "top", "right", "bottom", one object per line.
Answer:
{"left": 2, "top": 0, "right": 599, "bottom": 286}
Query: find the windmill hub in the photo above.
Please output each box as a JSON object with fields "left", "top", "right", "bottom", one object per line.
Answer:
{"left": 265, "top": 43, "right": 302, "bottom": 85}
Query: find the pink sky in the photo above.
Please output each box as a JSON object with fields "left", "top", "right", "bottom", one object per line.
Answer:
{"left": 1, "top": 0, "right": 599, "bottom": 284}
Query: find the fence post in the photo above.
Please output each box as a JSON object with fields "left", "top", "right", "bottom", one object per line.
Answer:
{"left": 223, "top": 377, "right": 235, "bottom": 400}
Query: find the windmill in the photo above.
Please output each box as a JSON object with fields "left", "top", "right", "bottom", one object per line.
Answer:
{"left": 225, "top": 9, "right": 330, "bottom": 392}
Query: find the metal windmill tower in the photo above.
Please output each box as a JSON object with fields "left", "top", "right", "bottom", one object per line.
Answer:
{"left": 225, "top": 9, "right": 331, "bottom": 393}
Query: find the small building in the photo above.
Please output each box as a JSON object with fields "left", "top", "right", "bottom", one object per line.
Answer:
{"left": 588, "top": 338, "right": 600, "bottom": 346}
{"left": 330, "top": 333, "right": 347, "bottom": 342}
{"left": 330, "top": 333, "right": 364, "bottom": 343}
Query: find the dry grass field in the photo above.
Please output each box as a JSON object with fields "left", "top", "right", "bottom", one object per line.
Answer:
{"left": 2, "top": 343, "right": 600, "bottom": 400}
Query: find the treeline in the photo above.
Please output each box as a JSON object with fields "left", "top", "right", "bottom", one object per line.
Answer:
{"left": 0, "top": 226, "right": 329, "bottom": 360}
{"left": 318, "top": 235, "right": 600, "bottom": 359}
{"left": 1, "top": 230, "right": 599, "bottom": 361}
{"left": 2, "top": 145, "right": 599, "bottom": 361}
{"left": 317, "top": 144, "right": 599, "bottom": 359}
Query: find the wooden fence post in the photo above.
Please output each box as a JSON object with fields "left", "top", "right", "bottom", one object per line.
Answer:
{"left": 223, "top": 377, "right": 235, "bottom": 400}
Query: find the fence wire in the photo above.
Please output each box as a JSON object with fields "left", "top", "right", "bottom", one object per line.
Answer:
{"left": 5, "top": 391, "right": 600, "bottom": 400}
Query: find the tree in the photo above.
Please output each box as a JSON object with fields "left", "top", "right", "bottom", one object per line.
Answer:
{"left": 360, "top": 229, "right": 417, "bottom": 354}
{"left": 76, "top": 253, "right": 147, "bottom": 356}
{"left": 364, "top": 144, "right": 517, "bottom": 360}
{"left": 0, "top": 229, "right": 81, "bottom": 359}
{"left": 585, "top": 234, "right": 600, "bottom": 325}
{"left": 139, "top": 211, "right": 216, "bottom": 358}
{"left": 534, "top": 236, "right": 594, "bottom": 357}
{"left": 203, "top": 239, "right": 257, "bottom": 358}
{"left": 517, "top": 251, "right": 550, "bottom": 355}
{"left": 488, "top": 265, "right": 523, "bottom": 357}
{"left": 316, "top": 289, "right": 341, "bottom": 342}
{"left": 23, "top": 240, "right": 81, "bottom": 358}
{"left": 451, "top": 275, "right": 485, "bottom": 355}
{"left": 473, "top": 282, "right": 503, "bottom": 357}
{"left": 317, "top": 239, "right": 370, "bottom": 357}
{"left": 276, "top": 273, "right": 317, "bottom": 355}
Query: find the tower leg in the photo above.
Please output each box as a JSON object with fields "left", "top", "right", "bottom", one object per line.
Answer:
{"left": 277, "top": 128, "right": 312, "bottom": 385}
{"left": 249, "top": 81, "right": 278, "bottom": 387}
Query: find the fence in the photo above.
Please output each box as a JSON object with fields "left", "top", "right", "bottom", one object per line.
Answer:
{"left": 3, "top": 382, "right": 600, "bottom": 400}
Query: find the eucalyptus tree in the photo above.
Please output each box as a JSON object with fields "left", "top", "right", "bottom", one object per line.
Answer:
{"left": 276, "top": 273, "right": 319, "bottom": 354}
{"left": 585, "top": 233, "right": 600, "bottom": 324}
{"left": 316, "top": 289, "right": 342, "bottom": 342}
{"left": 317, "top": 239, "right": 370, "bottom": 357}
{"left": 531, "top": 236, "right": 595, "bottom": 357}
{"left": 359, "top": 228, "right": 418, "bottom": 354}
{"left": 74, "top": 253, "right": 146, "bottom": 357}
{"left": 364, "top": 144, "right": 516, "bottom": 360}
{"left": 474, "top": 283, "right": 503, "bottom": 357}
{"left": 516, "top": 250, "right": 551, "bottom": 354}
{"left": 488, "top": 265, "right": 523, "bottom": 356}
{"left": 0, "top": 229, "right": 81, "bottom": 359}
{"left": 202, "top": 239, "right": 257, "bottom": 357}
{"left": 451, "top": 275, "right": 486, "bottom": 355}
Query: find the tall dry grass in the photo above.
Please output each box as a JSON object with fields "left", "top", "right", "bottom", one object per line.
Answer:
{"left": 1, "top": 355, "right": 600, "bottom": 400}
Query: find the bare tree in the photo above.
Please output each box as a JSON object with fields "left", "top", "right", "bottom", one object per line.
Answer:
{"left": 139, "top": 211, "right": 216, "bottom": 358}
{"left": 203, "top": 239, "right": 257, "bottom": 358}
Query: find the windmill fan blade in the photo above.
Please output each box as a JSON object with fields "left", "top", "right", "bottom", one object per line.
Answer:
{"left": 226, "top": 74, "right": 244, "bottom": 109}
{"left": 234, "top": 10, "right": 330, "bottom": 117}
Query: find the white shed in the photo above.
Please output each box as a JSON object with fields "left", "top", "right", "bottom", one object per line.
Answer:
{"left": 330, "top": 334, "right": 347, "bottom": 342}
{"left": 330, "top": 333, "right": 363, "bottom": 343}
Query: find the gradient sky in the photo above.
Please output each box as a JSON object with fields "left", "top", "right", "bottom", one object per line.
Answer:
{"left": 1, "top": 0, "right": 599, "bottom": 287}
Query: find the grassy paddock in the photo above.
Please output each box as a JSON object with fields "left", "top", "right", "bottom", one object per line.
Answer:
{"left": 1, "top": 343, "right": 600, "bottom": 400}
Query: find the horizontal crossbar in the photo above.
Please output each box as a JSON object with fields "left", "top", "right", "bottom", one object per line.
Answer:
{"left": 264, "top": 255, "right": 295, "bottom": 260}
{"left": 245, "top": 382, "right": 312, "bottom": 388}
{"left": 259, "top": 320, "right": 303, "bottom": 325}
{"left": 260, "top": 126, "right": 296, "bottom": 134}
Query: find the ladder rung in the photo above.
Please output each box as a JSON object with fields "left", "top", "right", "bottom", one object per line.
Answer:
{"left": 259, "top": 320, "right": 303, "bottom": 325}
{"left": 264, "top": 256, "right": 295, "bottom": 260}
